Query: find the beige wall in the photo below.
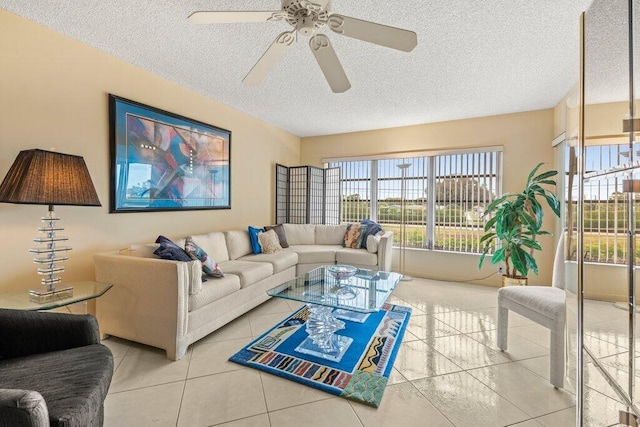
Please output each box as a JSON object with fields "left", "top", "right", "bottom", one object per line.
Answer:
{"left": 0, "top": 9, "right": 569, "bottom": 294}
{"left": 0, "top": 10, "right": 300, "bottom": 293}
{"left": 301, "top": 109, "right": 557, "bottom": 286}
{"left": 553, "top": 90, "right": 628, "bottom": 144}
{"left": 584, "top": 101, "right": 629, "bottom": 139}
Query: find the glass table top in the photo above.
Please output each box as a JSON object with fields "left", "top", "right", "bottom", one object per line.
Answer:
{"left": 0, "top": 281, "right": 112, "bottom": 311}
{"left": 267, "top": 266, "right": 402, "bottom": 313}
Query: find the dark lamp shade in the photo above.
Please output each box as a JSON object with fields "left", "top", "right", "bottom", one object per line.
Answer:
{"left": 0, "top": 149, "right": 101, "bottom": 206}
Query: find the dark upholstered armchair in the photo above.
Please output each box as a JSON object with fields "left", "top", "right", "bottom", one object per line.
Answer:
{"left": 0, "top": 309, "right": 113, "bottom": 426}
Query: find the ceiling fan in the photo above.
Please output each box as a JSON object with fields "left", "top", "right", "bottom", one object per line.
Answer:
{"left": 188, "top": 0, "right": 418, "bottom": 93}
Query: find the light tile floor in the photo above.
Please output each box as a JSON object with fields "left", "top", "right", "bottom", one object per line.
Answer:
{"left": 102, "top": 278, "right": 631, "bottom": 426}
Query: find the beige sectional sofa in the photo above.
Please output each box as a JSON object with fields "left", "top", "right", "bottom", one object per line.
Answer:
{"left": 93, "top": 223, "right": 393, "bottom": 360}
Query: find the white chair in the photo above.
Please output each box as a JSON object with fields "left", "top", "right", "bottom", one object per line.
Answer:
{"left": 497, "top": 236, "right": 566, "bottom": 388}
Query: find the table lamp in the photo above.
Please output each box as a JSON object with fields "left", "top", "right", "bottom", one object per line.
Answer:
{"left": 0, "top": 149, "right": 101, "bottom": 302}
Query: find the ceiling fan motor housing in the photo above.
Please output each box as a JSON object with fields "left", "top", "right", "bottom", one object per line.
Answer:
{"left": 282, "top": 0, "right": 330, "bottom": 36}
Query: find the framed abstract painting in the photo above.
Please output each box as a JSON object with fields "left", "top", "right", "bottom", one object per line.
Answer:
{"left": 109, "top": 95, "right": 231, "bottom": 212}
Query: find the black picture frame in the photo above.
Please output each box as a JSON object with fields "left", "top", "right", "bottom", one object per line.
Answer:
{"left": 109, "top": 95, "right": 231, "bottom": 213}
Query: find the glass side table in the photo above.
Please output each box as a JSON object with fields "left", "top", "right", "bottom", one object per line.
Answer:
{"left": 0, "top": 281, "right": 112, "bottom": 311}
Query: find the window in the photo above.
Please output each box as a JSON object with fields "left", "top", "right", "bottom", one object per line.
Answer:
{"left": 566, "top": 142, "right": 640, "bottom": 264}
{"left": 339, "top": 160, "right": 372, "bottom": 223}
{"left": 328, "top": 148, "right": 502, "bottom": 253}
{"left": 432, "top": 151, "right": 499, "bottom": 253}
{"left": 376, "top": 158, "right": 428, "bottom": 247}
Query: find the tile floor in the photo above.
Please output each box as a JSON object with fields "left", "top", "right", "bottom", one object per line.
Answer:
{"left": 102, "top": 278, "right": 632, "bottom": 426}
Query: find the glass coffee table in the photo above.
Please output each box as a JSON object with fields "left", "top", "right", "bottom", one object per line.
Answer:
{"left": 267, "top": 266, "right": 402, "bottom": 362}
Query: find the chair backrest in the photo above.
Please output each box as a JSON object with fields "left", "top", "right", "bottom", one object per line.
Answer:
{"left": 551, "top": 235, "right": 566, "bottom": 289}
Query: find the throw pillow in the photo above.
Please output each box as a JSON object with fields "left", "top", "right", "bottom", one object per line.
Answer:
{"left": 366, "top": 233, "right": 382, "bottom": 253}
{"left": 154, "top": 235, "right": 191, "bottom": 262}
{"left": 343, "top": 223, "right": 367, "bottom": 249}
{"left": 184, "top": 236, "right": 224, "bottom": 278}
{"left": 248, "top": 226, "right": 265, "bottom": 254}
{"left": 361, "top": 219, "right": 384, "bottom": 250}
{"left": 258, "top": 229, "right": 283, "bottom": 254}
{"left": 263, "top": 224, "right": 289, "bottom": 248}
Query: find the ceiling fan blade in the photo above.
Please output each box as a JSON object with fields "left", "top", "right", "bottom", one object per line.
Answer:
{"left": 327, "top": 14, "right": 417, "bottom": 52}
{"left": 309, "top": 34, "right": 351, "bottom": 93}
{"left": 188, "top": 11, "right": 282, "bottom": 24}
{"left": 243, "top": 31, "right": 296, "bottom": 87}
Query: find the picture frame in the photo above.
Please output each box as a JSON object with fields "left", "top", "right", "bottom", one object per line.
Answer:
{"left": 109, "top": 95, "right": 231, "bottom": 212}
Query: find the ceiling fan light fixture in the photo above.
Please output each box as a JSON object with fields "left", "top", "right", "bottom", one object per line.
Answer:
{"left": 295, "top": 14, "right": 318, "bottom": 36}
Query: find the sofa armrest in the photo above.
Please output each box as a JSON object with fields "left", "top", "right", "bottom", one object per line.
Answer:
{"left": 0, "top": 389, "right": 50, "bottom": 427}
{"left": 0, "top": 310, "right": 100, "bottom": 359}
{"left": 377, "top": 231, "right": 394, "bottom": 272}
{"left": 93, "top": 253, "right": 191, "bottom": 360}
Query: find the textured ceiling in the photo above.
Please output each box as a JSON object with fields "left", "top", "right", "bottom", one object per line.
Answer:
{"left": 0, "top": 0, "right": 594, "bottom": 137}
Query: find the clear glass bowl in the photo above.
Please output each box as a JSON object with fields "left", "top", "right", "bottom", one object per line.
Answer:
{"left": 326, "top": 265, "right": 359, "bottom": 299}
{"left": 326, "top": 264, "right": 358, "bottom": 282}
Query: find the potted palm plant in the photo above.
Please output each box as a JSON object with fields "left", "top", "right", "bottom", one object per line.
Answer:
{"left": 478, "top": 163, "right": 561, "bottom": 286}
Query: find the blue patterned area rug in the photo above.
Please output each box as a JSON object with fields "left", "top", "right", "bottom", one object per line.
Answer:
{"left": 229, "top": 303, "right": 411, "bottom": 407}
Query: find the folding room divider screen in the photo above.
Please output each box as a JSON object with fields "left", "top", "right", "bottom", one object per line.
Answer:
{"left": 275, "top": 164, "right": 340, "bottom": 225}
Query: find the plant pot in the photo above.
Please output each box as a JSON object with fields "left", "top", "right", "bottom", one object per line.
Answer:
{"left": 502, "top": 275, "right": 528, "bottom": 287}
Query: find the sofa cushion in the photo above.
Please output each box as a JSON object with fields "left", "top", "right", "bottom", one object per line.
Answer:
{"left": 0, "top": 344, "right": 113, "bottom": 427}
{"left": 283, "top": 224, "right": 316, "bottom": 245}
{"left": 366, "top": 233, "right": 382, "bottom": 253}
{"left": 336, "top": 248, "right": 378, "bottom": 267}
{"left": 218, "top": 260, "right": 273, "bottom": 288}
{"left": 176, "top": 232, "right": 230, "bottom": 263}
{"left": 188, "top": 275, "right": 241, "bottom": 311}
{"left": 315, "top": 224, "right": 348, "bottom": 245}
{"left": 187, "top": 259, "right": 204, "bottom": 295}
{"left": 287, "top": 245, "right": 341, "bottom": 264}
{"left": 225, "top": 230, "right": 253, "bottom": 260}
{"left": 264, "top": 224, "right": 289, "bottom": 248}
{"left": 239, "top": 251, "right": 298, "bottom": 274}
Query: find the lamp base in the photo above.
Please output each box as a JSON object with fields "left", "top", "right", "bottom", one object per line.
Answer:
{"left": 29, "top": 286, "right": 73, "bottom": 303}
